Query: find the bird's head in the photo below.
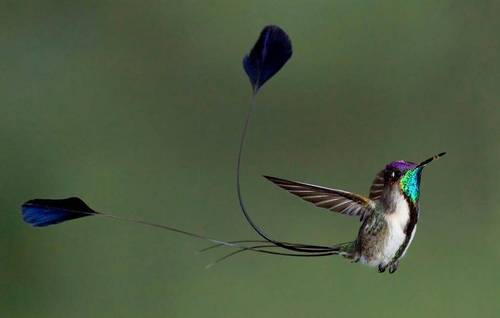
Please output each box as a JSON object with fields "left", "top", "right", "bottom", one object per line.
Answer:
{"left": 369, "top": 152, "right": 446, "bottom": 204}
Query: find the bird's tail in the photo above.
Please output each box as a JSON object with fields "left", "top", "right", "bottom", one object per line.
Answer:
{"left": 201, "top": 240, "right": 356, "bottom": 268}
{"left": 334, "top": 241, "right": 356, "bottom": 258}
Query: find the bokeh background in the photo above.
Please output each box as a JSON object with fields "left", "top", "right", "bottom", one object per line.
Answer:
{"left": 1, "top": 1, "right": 499, "bottom": 317}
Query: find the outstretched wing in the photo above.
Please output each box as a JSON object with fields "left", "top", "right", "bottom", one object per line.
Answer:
{"left": 264, "top": 175, "right": 375, "bottom": 221}
{"left": 369, "top": 169, "right": 385, "bottom": 200}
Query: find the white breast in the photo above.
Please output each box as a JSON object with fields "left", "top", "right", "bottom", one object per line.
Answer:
{"left": 381, "top": 194, "right": 410, "bottom": 266}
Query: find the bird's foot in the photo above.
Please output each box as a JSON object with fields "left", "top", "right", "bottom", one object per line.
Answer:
{"left": 388, "top": 262, "right": 399, "bottom": 274}
{"left": 378, "top": 264, "right": 387, "bottom": 273}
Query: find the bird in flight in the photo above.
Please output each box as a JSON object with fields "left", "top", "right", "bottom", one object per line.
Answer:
{"left": 21, "top": 25, "right": 446, "bottom": 273}
{"left": 262, "top": 152, "right": 445, "bottom": 273}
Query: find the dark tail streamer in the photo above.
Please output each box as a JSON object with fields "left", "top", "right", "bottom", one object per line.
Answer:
{"left": 21, "top": 26, "right": 341, "bottom": 266}
{"left": 21, "top": 200, "right": 338, "bottom": 260}
{"left": 234, "top": 94, "right": 342, "bottom": 254}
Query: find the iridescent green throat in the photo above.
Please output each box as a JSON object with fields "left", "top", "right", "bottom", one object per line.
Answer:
{"left": 400, "top": 167, "right": 423, "bottom": 203}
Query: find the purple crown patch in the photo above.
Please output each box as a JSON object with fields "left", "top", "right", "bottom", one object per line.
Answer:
{"left": 386, "top": 160, "right": 417, "bottom": 171}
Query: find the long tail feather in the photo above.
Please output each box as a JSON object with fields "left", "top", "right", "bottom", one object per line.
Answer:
{"left": 237, "top": 27, "right": 346, "bottom": 254}
{"left": 21, "top": 197, "right": 346, "bottom": 262}
{"left": 199, "top": 240, "right": 269, "bottom": 253}
{"left": 206, "top": 244, "right": 346, "bottom": 268}
{"left": 21, "top": 25, "right": 346, "bottom": 267}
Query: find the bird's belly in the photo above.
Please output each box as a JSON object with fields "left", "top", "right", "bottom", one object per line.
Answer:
{"left": 381, "top": 222, "right": 407, "bottom": 265}
{"left": 359, "top": 202, "right": 411, "bottom": 267}
{"left": 358, "top": 224, "right": 406, "bottom": 267}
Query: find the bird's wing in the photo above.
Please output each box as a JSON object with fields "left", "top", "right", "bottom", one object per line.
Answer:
{"left": 369, "top": 169, "right": 385, "bottom": 200}
{"left": 264, "top": 175, "right": 375, "bottom": 221}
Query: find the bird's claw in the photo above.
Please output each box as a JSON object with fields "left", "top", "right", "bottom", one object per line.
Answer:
{"left": 388, "top": 262, "right": 399, "bottom": 274}
{"left": 378, "top": 261, "right": 399, "bottom": 274}
{"left": 378, "top": 265, "right": 386, "bottom": 273}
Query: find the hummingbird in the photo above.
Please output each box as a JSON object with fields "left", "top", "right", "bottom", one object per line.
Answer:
{"left": 262, "top": 152, "right": 446, "bottom": 273}
{"left": 20, "top": 26, "right": 447, "bottom": 274}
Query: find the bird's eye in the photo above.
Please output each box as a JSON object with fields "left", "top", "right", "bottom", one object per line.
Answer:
{"left": 386, "top": 170, "right": 400, "bottom": 181}
{"left": 392, "top": 171, "right": 401, "bottom": 180}
{"left": 384, "top": 170, "right": 400, "bottom": 181}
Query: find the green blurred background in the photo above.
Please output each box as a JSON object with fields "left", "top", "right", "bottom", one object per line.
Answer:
{"left": 1, "top": 1, "right": 499, "bottom": 317}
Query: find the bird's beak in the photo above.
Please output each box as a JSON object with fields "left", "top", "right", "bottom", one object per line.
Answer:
{"left": 416, "top": 152, "right": 446, "bottom": 168}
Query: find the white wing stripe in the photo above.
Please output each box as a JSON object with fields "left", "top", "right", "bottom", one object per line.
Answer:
{"left": 288, "top": 190, "right": 316, "bottom": 194}
{"left": 301, "top": 195, "right": 329, "bottom": 200}
{"left": 330, "top": 200, "right": 350, "bottom": 210}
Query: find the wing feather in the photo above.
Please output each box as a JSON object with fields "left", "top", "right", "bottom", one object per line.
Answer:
{"left": 264, "top": 175, "right": 374, "bottom": 221}
{"left": 369, "top": 170, "right": 385, "bottom": 200}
